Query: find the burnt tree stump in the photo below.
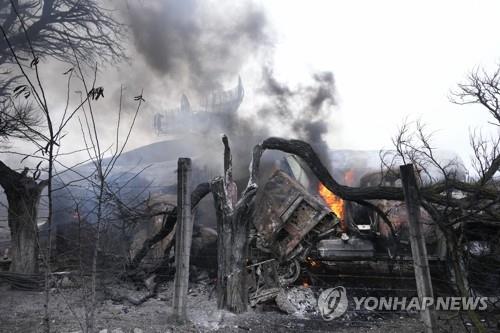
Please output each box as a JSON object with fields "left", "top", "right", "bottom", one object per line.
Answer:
{"left": 211, "top": 177, "right": 256, "bottom": 313}
{"left": 211, "top": 177, "right": 232, "bottom": 309}
{"left": 0, "top": 162, "right": 47, "bottom": 274}
{"left": 211, "top": 137, "right": 261, "bottom": 313}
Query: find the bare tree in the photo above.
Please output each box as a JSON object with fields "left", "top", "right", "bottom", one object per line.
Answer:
{"left": 0, "top": 0, "right": 125, "bottom": 274}
{"left": 76, "top": 83, "right": 144, "bottom": 332}
{"left": 0, "top": 3, "right": 125, "bottom": 330}
{"left": 0, "top": 0, "right": 124, "bottom": 95}
{"left": 453, "top": 66, "right": 500, "bottom": 126}
{"left": 0, "top": 99, "right": 38, "bottom": 140}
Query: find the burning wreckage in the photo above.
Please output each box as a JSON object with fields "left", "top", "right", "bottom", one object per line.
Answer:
{"left": 244, "top": 155, "right": 446, "bottom": 306}
{"left": 0, "top": 77, "right": 461, "bottom": 323}
{"left": 85, "top": 139, "right": 449, "bottom": 314}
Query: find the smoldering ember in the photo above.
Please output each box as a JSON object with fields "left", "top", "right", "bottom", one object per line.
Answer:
{"left": 0, "top": 1, "right": 500, "bottom": 333}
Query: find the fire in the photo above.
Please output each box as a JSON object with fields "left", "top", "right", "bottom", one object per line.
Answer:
{"left": 306, "top": 256, "right": 320, "bottom": 269}
{"left": 344, "top": 169, "right": 355, "bottom": 186}
{"left": 318, "top": 183, "right": 344, "bottom": 221}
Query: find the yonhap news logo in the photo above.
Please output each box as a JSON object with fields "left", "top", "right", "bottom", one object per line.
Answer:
{"left": 318, "top": 286, "right": 348, "bottom": 320}
{"left": 318, "top": 286, "right": 489, "bottom": 320}
{"left": 352, "top": 296, "right": 489, "bottom": 312}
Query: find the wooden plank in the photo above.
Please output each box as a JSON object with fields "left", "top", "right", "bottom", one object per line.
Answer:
{"left": 400, "top": 163, "right": 437, "bottom": 333}
{"left": 173, "top": 158, "right": 192, "bottom": 322}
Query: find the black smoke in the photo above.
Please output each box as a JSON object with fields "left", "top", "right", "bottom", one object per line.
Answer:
{"left": 258, "top": 66, "right": 336, "bottom": 165}
{"left": 90, "top": 0, "right": 337, "bottom": 183}
{"left": 126, "top": 0, "right": 270, "bottom": 95}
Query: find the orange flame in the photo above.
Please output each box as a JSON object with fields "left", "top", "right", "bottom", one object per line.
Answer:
{"left": 344, "top": 169, "right": 355, "bottom": 186}
{"left": 306, "top": 256, "right": 321, "bottom": 269}
{"left": 318, "top": 183, "right": 344, "bottom": 221}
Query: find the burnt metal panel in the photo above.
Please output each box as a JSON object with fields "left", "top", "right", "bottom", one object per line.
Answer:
{"left": 253, "top": 170, "right": 338, "bottom": 258}
{"left": 317, "top": 237, "right": 375, "bottom": 260}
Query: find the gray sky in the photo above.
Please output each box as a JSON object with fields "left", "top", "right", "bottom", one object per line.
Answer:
{"left": 261, "top": 0, "right": 500, "bottom": 167}
{"left": 5, "top": 0, "right": 500, "bottom": 173}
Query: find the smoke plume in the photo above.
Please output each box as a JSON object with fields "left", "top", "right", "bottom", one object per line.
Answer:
{"left": 126, "top": 0, "right": 270, "bottom": 96}
{"left": 121, "top": 0, "right": 337, "bottom": 172}
{"left": 257, "top": 66, "right": 337, "bottom": 165}
{"left": 41, "top": 0, "right": 338, "bottom": 185}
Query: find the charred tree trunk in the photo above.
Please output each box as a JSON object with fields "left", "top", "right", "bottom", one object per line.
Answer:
{"left": 0, "top": 161, "right": 47, "bottom": 274}
{"left": 8, "top": 190, "right": 40, "bottom": 274}
{"left": 212, "top": 138, "right": 262, "bottom": 313}
{"left": 212, "top": 135, "right": 240, "bottom": 309}
{"left": 227, "top": 188, "right": 255, "bottom": 313}
{"left": 211, "top": 178, "right": 257, "bottom": 313}
{"left": 211, "top": 177, "right": 232, "bottom": 309}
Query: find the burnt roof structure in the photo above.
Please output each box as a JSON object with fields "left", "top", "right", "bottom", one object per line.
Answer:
{"left": 153, "top": 77, "right": 244, "bottom": 135}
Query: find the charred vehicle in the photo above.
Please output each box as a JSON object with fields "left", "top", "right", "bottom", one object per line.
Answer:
{"left": 247, "top": 156, "right": 448, "bottom": 304}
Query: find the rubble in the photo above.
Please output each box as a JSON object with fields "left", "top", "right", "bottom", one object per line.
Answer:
{"left": 128, "top": 193, "right": 176, "bottom": 272}
{"left": 467, "top": 240, "right": 491, "bottom": 257}
{"left": 275, "top": 286, "right": 318, "bottom": 318}
{"left": 249, "top": 287, "right": 281, "bottom": 307}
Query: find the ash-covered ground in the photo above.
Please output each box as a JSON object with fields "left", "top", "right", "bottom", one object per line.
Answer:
{"left": 0, "top": 279, "right": 484, "bottom": 333}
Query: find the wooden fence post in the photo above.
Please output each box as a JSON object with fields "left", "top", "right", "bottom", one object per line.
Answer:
{"left": 400, "top": 163, "right": 437, "bottom": 333}
{"left": 173, "top": 158, "right": 192, "bottom": 322}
